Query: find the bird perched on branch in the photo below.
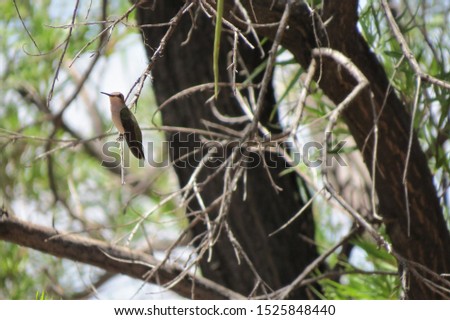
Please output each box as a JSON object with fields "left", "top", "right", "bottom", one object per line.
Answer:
{"left": 101, "top": 91, "right": 145, "bottom": 160}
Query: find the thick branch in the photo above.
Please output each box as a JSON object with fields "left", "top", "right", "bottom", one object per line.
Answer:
{"left": 219, "top": 0, "right": 450, "bottom": 299}
{"left": 0, "top": 215, "right": 244, "bottom": 300}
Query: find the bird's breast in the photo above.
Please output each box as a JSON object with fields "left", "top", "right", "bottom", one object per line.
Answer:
{"left": 110, "top": 105, "right": 126, "bottom": 133}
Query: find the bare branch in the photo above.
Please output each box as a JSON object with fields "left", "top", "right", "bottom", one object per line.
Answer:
{"left": 248, "top": 0, "right": 291, "bottom": 135}
{"left": 380, "top": 0, "right": 450, "bottom": 90}
{"left": 13, "top": 0, "right": 41, "bottom": 54}
{"left": 0, "top": 215, "right": 244, "bottom": 300}
{"left": 48, "top": 0, "right": 80, "bottom": 106}
{"left": 127, "top": 1, "right": 194, "bottom": 108}
{"left": 275, "top": 228, "right": 359, "bottom": 299}
{"left": 313, "top": 48, "right": 391, "bottom": 252}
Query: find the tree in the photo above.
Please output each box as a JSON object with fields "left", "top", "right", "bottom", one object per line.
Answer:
{"left": 0, "top": 0, "right": 449, "bottom": 299}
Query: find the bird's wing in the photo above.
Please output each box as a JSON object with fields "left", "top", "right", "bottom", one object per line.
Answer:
{"left": 120, "top": 108, "right": 145, "bottom": 159}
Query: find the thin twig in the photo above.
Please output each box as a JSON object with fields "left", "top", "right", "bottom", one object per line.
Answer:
{"left": 313, "top": 48, "right": 391, "bottom": 252}
{"left": 287, "top": 58, "right": 317, "bottom": 135}
{"left": 120, "top": 137, "right": 125, "bottom": 185}
{"left": 380, "top": 0, "right": 450, "bottom": 90}
{"left": 13, "top": 0, "right": 41, "bottom": 53}
{"left": 248, "top": 0, "right": 291, "bottom": 134}
{"left": 69, "top": 2, "right": 139, "bottom": 68}
{"left": 233, "top": 0, "right": 265, "bottom": 57}
{"left": 269, "top": 187, "right": 322, "bottom": 237}
{"left": 48, "top": 0, "right": 80, "bottom": 107}
{"left": 276, "top": 228, "right": 358, "bottom": 299}
{"left": 127, "top": 1, "right": 193, "bottom": 109}
{"left": 402, "top": 76, "right": 421, "bottom": 237}
{"left": 152, "top": 82, "right": 255, "bottom": 126}
{"left": 54, "top": 0, "right": 109, "bottom": 119}
{"left": 369, "top": 90, "right": 381, "bottom": 220}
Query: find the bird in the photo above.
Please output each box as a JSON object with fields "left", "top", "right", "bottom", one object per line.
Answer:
{"left": 101, "top": 91, "right": 145, "bottom": 160}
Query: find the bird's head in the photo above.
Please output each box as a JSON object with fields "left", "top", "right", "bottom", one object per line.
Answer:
{"left": 101, "top": 91, "right": 125, "bottom": 106}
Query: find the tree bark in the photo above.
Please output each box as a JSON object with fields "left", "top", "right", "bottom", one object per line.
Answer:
{"left": 137, "top": 1, "right": 319, "bottom": 299}
{"left": 213, "top": 0, "right": 449, "bottom": 299}
{"left": 0, "top": 215, "right": 243, "bottom": 300}
{"left": 136, "top": 0, "right": 450, "bottom": 299}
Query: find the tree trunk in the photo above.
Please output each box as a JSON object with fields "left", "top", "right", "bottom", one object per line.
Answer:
{"left": 215, "top": 0, "right": 449, "bottom": 299}
{"left": 137, "top": 1, "right": 319, "bottom": 299}
{"left": 137, "top": 0, "right": 450, "bottom": 299}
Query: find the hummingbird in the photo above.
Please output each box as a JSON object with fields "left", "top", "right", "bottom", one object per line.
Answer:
{"left": 101, "top": 91, "right": 145, "bottom": 160}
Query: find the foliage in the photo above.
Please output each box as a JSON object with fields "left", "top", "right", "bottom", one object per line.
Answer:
{"left": 0, "top": 0, "right": 448, "bottom": 299}
{"left": 359, "top": 0, "right": 450, "bottom": 228}
{"left": 0, "top": 0, "right": 180, "bottom": 299}
{"left": 0, "top": 243, "right": 35, "bottom": 299}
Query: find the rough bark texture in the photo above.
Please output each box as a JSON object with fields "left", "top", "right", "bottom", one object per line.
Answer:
{"left": 137, "top": 1, "right": 318, "bottom": 299}
{"left": 214, "top": 0, "right": 449, "bottom": 299}
{"left": 321, "top": 1, "right": 450, "bottom": 299}
{"left": 136, "top": 0, "right": 450, "bottom": 299}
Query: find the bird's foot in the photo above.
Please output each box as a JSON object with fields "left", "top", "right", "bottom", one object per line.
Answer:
{"left": 116, "top": 134, "right": 124, "bottom": 142}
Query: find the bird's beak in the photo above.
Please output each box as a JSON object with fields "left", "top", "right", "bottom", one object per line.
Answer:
{"left": 100, "top": 91, "right": 112, "bottom": 96}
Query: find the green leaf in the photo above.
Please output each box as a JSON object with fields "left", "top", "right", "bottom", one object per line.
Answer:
{"left": 213, "top": 0, "right": 224, "bottom": 99}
